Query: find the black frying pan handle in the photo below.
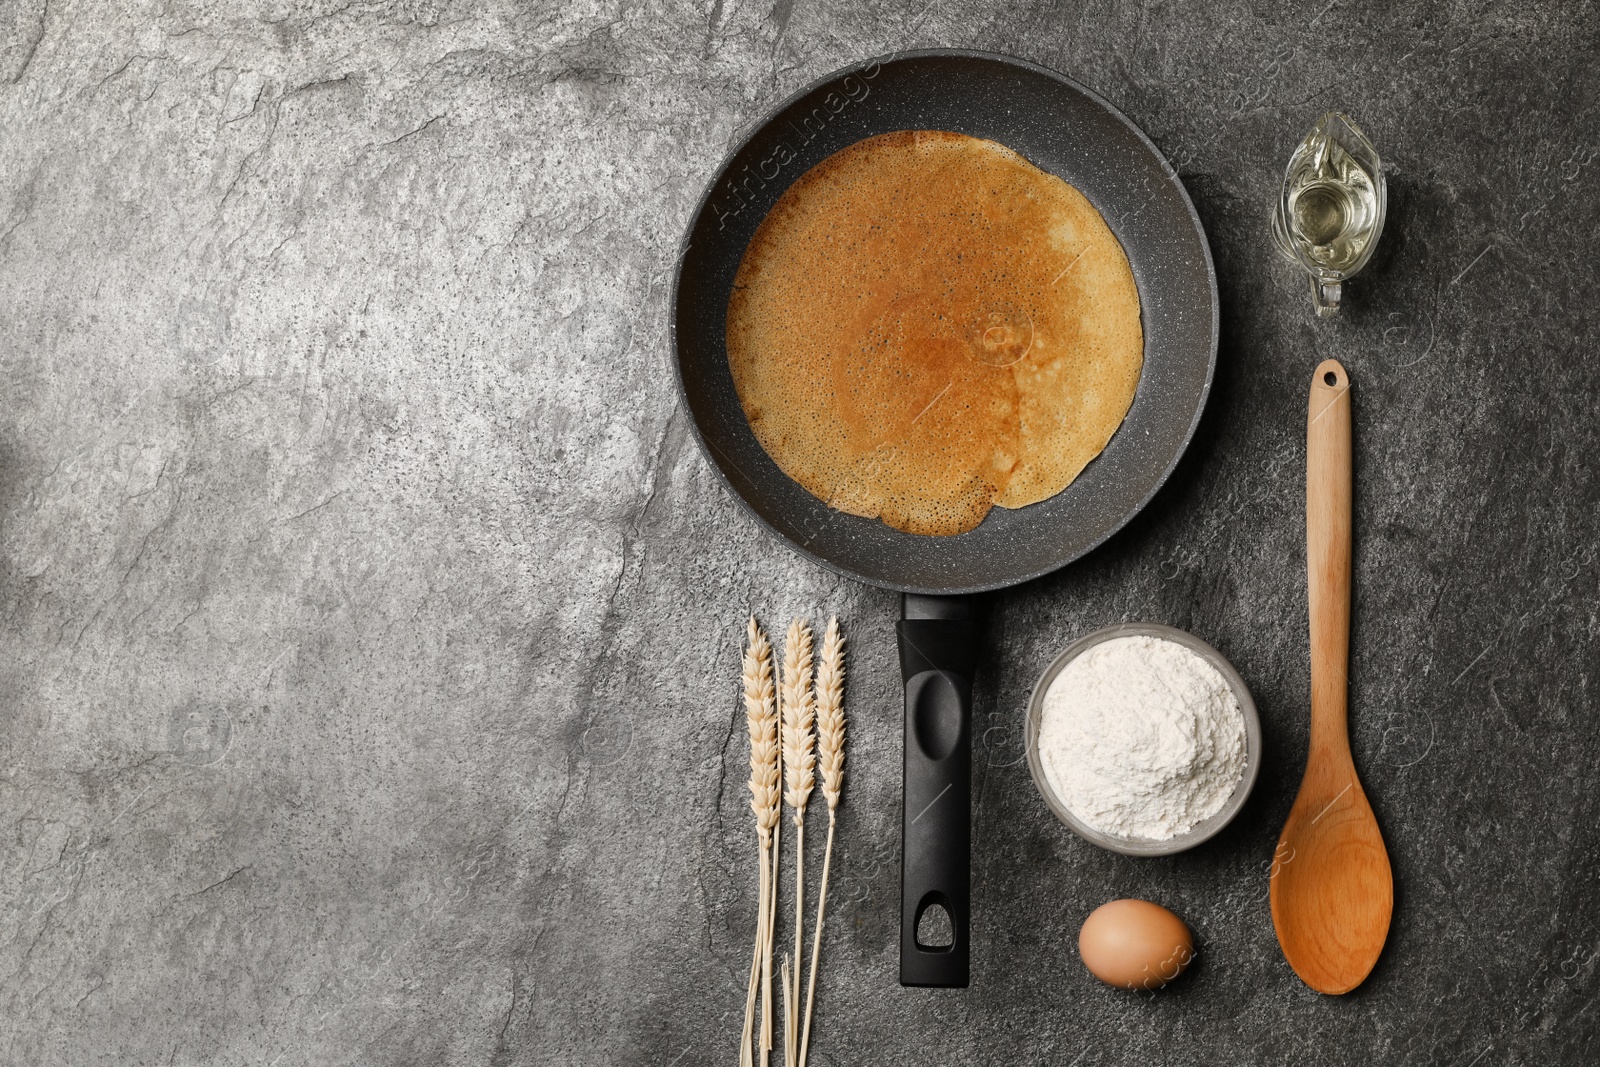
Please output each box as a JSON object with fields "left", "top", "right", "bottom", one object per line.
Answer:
{"left": 898, "top": 593, "right": 976, "bottom": 988}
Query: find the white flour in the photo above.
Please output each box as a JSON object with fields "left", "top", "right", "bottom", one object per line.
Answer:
{"left": 1038, "top": 634, "right": 1246, "bottom": 841}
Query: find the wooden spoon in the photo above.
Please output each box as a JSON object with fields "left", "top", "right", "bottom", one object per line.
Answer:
{"left": 1270, "top": 358, "right": 1393, "bottom": 994}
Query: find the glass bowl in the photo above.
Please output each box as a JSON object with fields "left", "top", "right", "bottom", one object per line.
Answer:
{"left": 1024, "top": 622, "right": 1262, "bottom": 857}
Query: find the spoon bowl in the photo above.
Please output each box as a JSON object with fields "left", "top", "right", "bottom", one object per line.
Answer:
{"left": 1271, "top": 752, "right": 1393, "bottom": 993}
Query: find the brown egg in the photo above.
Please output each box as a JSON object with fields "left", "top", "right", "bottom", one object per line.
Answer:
{"left": 1078, "top": 899, "right": 1194, "bottom": 991}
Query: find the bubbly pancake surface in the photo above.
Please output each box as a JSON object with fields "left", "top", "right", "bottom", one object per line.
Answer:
{"left": 726, "top": 130, "right": 1143, "bottom": 536}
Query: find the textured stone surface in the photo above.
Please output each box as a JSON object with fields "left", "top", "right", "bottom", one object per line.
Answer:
{"left": 2, "top": 2, "right": 1597, "bottom": 1064}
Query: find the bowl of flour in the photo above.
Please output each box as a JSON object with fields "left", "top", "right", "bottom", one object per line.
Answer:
{"left": 1025, "top": 623, "right": 1260, "bottom": 856}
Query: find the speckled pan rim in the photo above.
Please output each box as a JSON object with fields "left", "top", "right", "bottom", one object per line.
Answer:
{"left": 1024, "top": 623, "right": 1262, "bottom": 857}
{"left": 670, "top": 48, "right": 1220, "bottom": 595}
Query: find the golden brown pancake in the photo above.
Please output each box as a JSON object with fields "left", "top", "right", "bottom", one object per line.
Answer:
{"left": 726, "top": 130, "right": 1142, "bottom": 536}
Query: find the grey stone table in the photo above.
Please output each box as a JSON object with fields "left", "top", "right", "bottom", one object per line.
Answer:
{"left": 2, "top": 1, "right": 1597, "bottom": 1064}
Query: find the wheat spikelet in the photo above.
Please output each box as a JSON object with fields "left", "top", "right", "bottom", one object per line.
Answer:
{"left": 799, "top": 617, "right": 846, "bottom": 1067}
{"left": 745, "top": 619, "right": 781, "bottom": 835}
{"left": 813, "top": 618, "right": 846, "bottom": 813}
{"left": 780, "top": 619, "right": 816, "bottom": 817}
{"left": 739, "top": 618, "right": 780, "bottom": 1067}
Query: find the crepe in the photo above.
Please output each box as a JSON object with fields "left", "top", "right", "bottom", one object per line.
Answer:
{"left": 726, "top": 130, "right": 1143, "bottom": 536}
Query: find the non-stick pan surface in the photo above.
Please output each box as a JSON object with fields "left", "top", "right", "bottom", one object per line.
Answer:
{"left": 672, "top": 49, "right": 1217, "bottom": 596}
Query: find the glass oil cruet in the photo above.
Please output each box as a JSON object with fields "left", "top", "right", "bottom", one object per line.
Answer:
{"left": 1272, "top": 112, "right": 1386, "bottom": 317}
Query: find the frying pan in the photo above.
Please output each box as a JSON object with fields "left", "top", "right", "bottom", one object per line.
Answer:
{"left": 672, "top": 49, "right": 1218, "bottom": 987}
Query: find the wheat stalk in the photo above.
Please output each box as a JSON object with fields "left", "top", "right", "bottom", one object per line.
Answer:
{"left": 799, "top": 617, "right": 845, "bottom": 1067}
{"left": 764, "top": 643, "right": 784, "bottom": 1067}
{"left": 764, "top": 809, "right": 779, "bottom": 1066}
{"left": 739, "top": 618, "right": 779, "bottom": 1067}
{"left": 779, "top": 953, "right": 794, "bottom": 1067}
{"left": 779, "top": 619, "right": 815, "bottom": 1067}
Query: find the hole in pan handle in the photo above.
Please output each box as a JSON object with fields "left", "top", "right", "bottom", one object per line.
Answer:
{"left": 898, "top": 593, "right": 977, "bottom": 987}
{"left": 914, "top": 895, "right": 956, "bottom": 950}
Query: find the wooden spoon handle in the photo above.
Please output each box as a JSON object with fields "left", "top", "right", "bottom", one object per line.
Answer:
{"left": 1307, "top": 359, "right": 1352, "bottom": 757}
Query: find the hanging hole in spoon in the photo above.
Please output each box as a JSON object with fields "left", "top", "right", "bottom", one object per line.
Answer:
{"left": 1324, "top": 371, "right": 1338, "bottom": 386}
